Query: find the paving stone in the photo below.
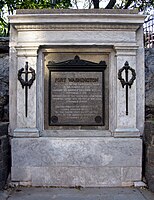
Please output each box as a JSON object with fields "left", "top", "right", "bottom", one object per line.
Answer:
{"left": 5, "top": 187, "right": 154, "bottom": 200}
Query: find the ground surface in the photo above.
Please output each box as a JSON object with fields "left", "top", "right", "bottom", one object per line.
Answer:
{"left": 0, "top": 187, "right": 154, "bottom": 200}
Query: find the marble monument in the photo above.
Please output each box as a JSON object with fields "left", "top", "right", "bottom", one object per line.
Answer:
{"left": 9, "top": 9, "right": 145, "bottom": 187}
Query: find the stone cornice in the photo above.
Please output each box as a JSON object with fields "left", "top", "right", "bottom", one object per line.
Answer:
{"left": 9, "top": 13, "right": 145, "bottom": 25}
{"left": 14, "top": 24, "right": 139, "bottom": 31}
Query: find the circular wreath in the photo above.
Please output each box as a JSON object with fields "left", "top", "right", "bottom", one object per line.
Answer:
{"left": 18, "top": 67, "right": 35, "bottom": 89}
{"left": 118, "top": 63, "right": 136, "bottom": 88}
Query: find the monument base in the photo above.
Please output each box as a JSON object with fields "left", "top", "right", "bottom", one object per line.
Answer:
{"left": 11, "top": 137, "right": 142, "bottom": 187}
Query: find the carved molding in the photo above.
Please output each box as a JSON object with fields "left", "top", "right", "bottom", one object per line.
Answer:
{"left": 14, "top": 24, "right": 139, "bottom": 31}
{"left": 16, "top": 48, "right": 38, "bottom": 57}
{"left": 114, "top": 45, "right": 138, "bottom": 56}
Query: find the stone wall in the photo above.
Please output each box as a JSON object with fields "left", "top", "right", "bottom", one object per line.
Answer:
{"left": 0, "top": 123, "right": 10, "bottom": 189}
{"left": 0, "top": 37, "right": 9, "bottom": 122}
{"left": 144, "top": 48, "right": 154, "bottom": 192}
{"left": 145, "top": 48, "right": 154, "bottom": 120}
{"left": 0, "top": 37, "right": 10, "bottom": 189}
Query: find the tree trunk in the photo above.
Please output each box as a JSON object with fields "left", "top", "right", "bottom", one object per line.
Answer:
{"left": 124, "top": 0, "right": 133, "bottom": 9}
{"left": 105, "top": 0, "right": 116, "bottom": 9}
{"left": 92, "top": 0, "right": 99, "bottom": 9}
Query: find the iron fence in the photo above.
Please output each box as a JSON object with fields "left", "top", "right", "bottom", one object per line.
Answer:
{"left": 144, "top": 15, "right": 154, "bottom": 48}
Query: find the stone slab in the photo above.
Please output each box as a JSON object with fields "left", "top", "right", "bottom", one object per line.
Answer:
{"left": 11, "top": 137, "right": 142, "bottom": 167}
{"left": 11, "top": 166, "right": 142, "bottom": 187}
{"left": 30, "top": 166, "right": 122, "bottom": 187}
{"left": 11, "top": 137, "right": 142, "bottom": 187}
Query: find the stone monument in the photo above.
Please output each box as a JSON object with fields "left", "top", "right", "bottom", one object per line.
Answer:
{"left": 9, "top": 9, "right": 145, "bottom": 187}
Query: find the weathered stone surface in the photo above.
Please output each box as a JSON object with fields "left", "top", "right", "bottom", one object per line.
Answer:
{"left": 0, "top": 37, "right": 9, "bottom": 53}
{"left": 11, "top": 166, "right": 142, "bottom": 187}
{"left": 0, "top": 123, "right": 10, "bottom": 190}
{"left": 122, "top": 167, "right": 142, "bottom": 182}
{"left": 144, "top": 121, "right": 154, "bottom": 146}
{"left": 11, "top": 167, "right": 32, "bottom": 182}
{"left": 145, "top": 165, "right": 154, "bottom": 192}
{"left": 0, "top": 123, "right": 8, "bottom": 137}
{"left": 12, "top": 138, "right": 142, "bottom": 167}
{"left": 11, "top": 137, "right": 142, "bottom": 186}
{"left": 143, "top": 121, "right": 154, "bottom": 192}
{"left": 144, "top": 50, "right": 154, "bottom": 193}
{"left": 145, "top": 48, "right": 154, "bottom": 120}
{"left": 12, "top": 166, "right": 122, "bottom": 187}
{"left": 0, "top": 38, "right": 9, "bottom": 122}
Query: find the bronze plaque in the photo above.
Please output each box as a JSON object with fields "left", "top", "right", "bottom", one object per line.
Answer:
{"left": 47, "top": 55, "right": 107, "bottom": 126}
{"left": 49, "top": 72, "right": 103, "bottom": 125}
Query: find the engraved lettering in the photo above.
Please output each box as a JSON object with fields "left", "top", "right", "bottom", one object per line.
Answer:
{"left": 55, "top": 78, "right": 66, "bottom": 83}
{"left": 50, "top": 72, "right": 103, "bottom": 125}
{"left": 68, "top": 78, "right": 98, "bottom": 82}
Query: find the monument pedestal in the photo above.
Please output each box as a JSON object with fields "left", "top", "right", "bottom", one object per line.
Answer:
{"left": 9, "top": 10, "right": 145, "bottom": 187}
{"left": 12, "top": 137, "right": 142, "bottom": 187}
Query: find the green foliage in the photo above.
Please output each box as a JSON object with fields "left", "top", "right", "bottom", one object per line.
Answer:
{"left": 16, "top": 0, "right": 51, "bottom": 9}
{"left": 114, "top": 0, "right": 154, "bottom": 13}
{"left": 0, "top": 0, "right": 153, "bottom": 37}
{"left": 0, "top": 17, "right": 8, "bottom": 36}
{"left": 54, "top": 0, "right": 71, "bottom": 8}
{"left": 0, "top": 0, "right": 72, "bottom": 36}
{"left": 15, "top": 0, "right": 71, "bottom": 10}
{"left": 0, "top": 1, "right": 9, "bottom": 36}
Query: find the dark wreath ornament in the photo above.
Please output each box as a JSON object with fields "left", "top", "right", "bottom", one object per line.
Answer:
{"left": 18, "top": 62, "right": 36, "bottom": 117}
{"left": 118, "top": 61, "right": 136, "bottom": 88}
{"left": 118, "top": 61, "right": 136, "bottom": 115}
{"left": 18, "top": 63, "right": 35, "bottom": 88}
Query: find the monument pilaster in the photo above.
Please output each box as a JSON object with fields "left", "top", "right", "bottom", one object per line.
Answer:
{"left": 14, "top": 47, "right": 39, "bottom": 137}
{"left": 114, "top": 46, "right": 140, "bottom": 137}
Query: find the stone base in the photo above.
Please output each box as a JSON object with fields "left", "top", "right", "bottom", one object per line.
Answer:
{"left": 11, "top": 137, "right": 142, "bottom": 187}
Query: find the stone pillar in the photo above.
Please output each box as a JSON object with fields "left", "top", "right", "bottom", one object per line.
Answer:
{"left": 13, "top": 48, "right": 39, "bottom": 137}
{"left": 9, "top": 25, "right": 17, "bottom": 134}
{"left": 114, "top": 46, "right": 140, "bottom": 137}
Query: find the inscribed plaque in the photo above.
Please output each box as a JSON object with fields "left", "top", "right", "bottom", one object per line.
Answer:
{"left": 49, "top": 72, "right": 103, "bottom": 125}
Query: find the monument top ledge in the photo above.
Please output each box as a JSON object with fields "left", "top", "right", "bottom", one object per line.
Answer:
{"left": 9, "top": 9, "right": 145, "bottom": 26}
{"left": 16, "top": 9, "right": 138, "bottom": 15}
